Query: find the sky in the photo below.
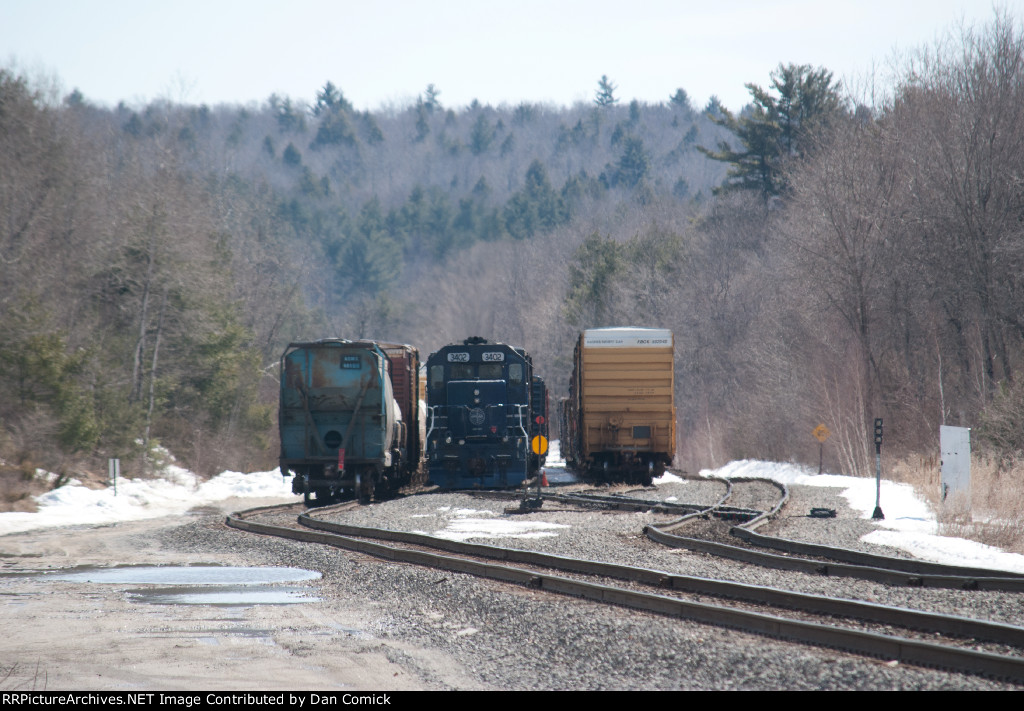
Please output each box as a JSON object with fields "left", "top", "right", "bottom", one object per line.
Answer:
{"left": 3, "top": 442, "right": 1024, "bottom": 576}
{"left": 1, "top": 0, "right": 1013, "bottom": 114}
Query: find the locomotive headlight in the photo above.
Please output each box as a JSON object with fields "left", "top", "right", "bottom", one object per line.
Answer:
{"left": 445, "top": 435, "right": 452, "bottom": 445}
{"left": 459, "top": 439, "right": 465, "bottom": 445}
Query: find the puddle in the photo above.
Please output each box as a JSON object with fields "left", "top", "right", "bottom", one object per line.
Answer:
{"left": 172, "top": 626, "right": 275, "bottom": 637}
{"left": 43, "top": 565, "right": 321, "bottom": 607}
{"left": 47, "top": 565, "right": 320, "bottom": 585}
{"left": 127, "top": 585, "right": 320, "bottom": 606}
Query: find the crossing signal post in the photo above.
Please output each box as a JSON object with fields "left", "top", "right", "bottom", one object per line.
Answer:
{"left": 872, "top": 418, "right": 884, "bottom": 520}
{"left": 519, "top": 435, "right": 549, "bottom": 511}
{"left": 531, "top": 435, "right": 548, "bottom": 499}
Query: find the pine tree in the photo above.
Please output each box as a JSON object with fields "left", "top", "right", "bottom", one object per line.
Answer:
{"left": 699, "top": 63, "right": 843, "bottom": 198}
{"left": 423, "top": 84, "right": 442, "bottom": 113}
{"left": 564, "top": 232, "right": 625, "bottom": 326}
{"left": 504, "top": 160, "right": 568, "bottom": 239}
{"left": 594, "top": 75, "right": 619, "bottom": 107}
{"left": 414, "top": 99, "right": 430, "bottom": 142}
{"left": 613, "top": 137, "right": 650, "bottom": 188}
{"left": 669, "top": 88, "right": 692, "bottom": 112}
{"left": 282, "top": 142, "right": 302, "bottom": 166}
{"left": 470, "top": 113, "right": 494, "bottom": 155}
{"left": 313, "top": 81, "right": 353, "bottom": 116}
{"left": 312, "top": 110, "right": 356, "bottom": 148}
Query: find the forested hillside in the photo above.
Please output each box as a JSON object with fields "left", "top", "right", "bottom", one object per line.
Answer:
{"left": 2, "top": 12, "right": 1023, "bottom": 502}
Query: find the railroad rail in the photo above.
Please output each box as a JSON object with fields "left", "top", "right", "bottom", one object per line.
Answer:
{"left": 642, "top": 477, "right": 1024, "bottom": 591}
{"left": 226, "top": 500, "right": 1024, "bottom": 684}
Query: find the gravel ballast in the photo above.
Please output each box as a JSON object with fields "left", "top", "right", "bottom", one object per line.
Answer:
{"left": 4, "top": 477, "right": 1022, "bottom": 690}
{"left": 177, "top": 476, "right": 1024, "bottom": 690}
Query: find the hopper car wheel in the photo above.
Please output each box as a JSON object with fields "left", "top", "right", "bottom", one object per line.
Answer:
{"left": 356, "top": 471, "right": 375, "bottom": 505}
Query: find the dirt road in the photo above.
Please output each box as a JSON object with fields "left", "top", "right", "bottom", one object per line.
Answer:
{"left": 0, "top": 497, "right": 474, "bottom": 691}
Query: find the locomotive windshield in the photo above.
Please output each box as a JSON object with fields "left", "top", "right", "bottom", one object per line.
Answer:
{"left": 432, "top": 362, "right": 511, "bottom": 383}
{"left": 479, "top": 363, "right": 503, "bottom": 379}
{"left": 451, "top": 363, "right": 474, "bottom": 379}
{"left": 508, "top": 363, "right": 523, "bottom": 385}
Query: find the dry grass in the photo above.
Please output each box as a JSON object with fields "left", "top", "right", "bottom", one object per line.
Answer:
{"left": 0, "top": 461, "right": 46, "bottom": 513}
{"left": 890, "top": 453, "right": 1024, "bottom": 555}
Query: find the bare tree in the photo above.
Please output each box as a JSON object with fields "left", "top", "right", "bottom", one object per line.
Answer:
{"left": 900, "top": 11, "right": 1024, "bottom": 398}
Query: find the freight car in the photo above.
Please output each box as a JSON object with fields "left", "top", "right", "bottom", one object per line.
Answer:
{"left": 278, "top": 339, "right": 423, "bottom": 505}
{"left": 559, "top": 327, "right": 675, "bottom": 486}
{"left": 425, "top": 337, "right": 547, "bottom": 488}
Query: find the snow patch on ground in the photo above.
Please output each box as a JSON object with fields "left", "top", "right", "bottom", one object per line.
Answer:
{"left": 431, "top": 517, "right": 569, "bottom": 541}
{"left": 421, "top": 504, "right": 569, "bottom": 541}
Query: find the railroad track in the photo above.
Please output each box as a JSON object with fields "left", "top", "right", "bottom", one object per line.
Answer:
{"left": 226, "top": 497, "right": 1024, "bottom": 685}
{"left": 473, "top": 477, "right": 761, "bottom": 520}
{"left": 644, "top": 477, "right": 1024, "bottom": 591}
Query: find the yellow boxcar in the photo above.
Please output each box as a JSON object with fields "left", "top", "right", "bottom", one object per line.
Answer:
{"left": 561, "top": 327, "right": 675, "bottom": 485}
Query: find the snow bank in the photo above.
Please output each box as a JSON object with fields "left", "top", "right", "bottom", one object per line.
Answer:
{"left": 0, "top": 467, "right": 294, "bottom": 536}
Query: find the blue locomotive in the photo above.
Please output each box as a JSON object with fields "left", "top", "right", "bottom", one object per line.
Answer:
{"left": 278, "top": 339, "right": 422, "bottom": 505}
{"left": 425, "top": 337, "right": 547, "bottom": 488}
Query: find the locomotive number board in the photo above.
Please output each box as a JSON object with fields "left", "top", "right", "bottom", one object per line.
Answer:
{"left": 447, "top": 351, "right": 506, "bottom": 362}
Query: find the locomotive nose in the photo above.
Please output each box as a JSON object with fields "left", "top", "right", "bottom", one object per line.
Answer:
{"left": 447, "top": 380, "right": 508, "bottom": 438}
